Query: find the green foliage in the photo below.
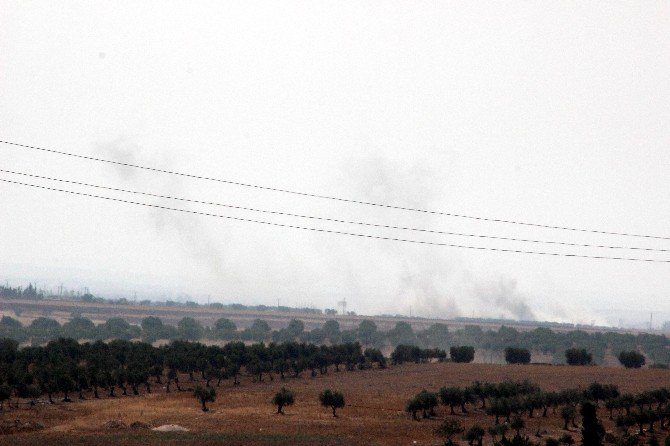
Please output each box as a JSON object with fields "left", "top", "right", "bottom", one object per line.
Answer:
{"left": 450, "top": 345, "right": 475, "bottom": 363}
{"left": 436, "top": 418, "right": 464, "bottom": 445}
{"left": 581, "top": 402, "right": 605, "bottom": 446}
{"left": 322, "top": 320, "right": 341, "bottom": 343}
{"left": 29, "top": 317, "right": 61, "bottom": 344}
{"left": 419, "top": 323, "right": 450, "bottom": 349}
{"left": 62, "top": 317, "right": 97, "bottom": 340}
{"left": 565, "top": 348, "right": 592, "bottom": 366}
{"left": 388, "top": 322, "right": 416, "bottom": 346}
{"left": 193, "top": 385, "right": 216, "bottom": 412}
{"left": 391, "top": 345, "right": 446, "bottom": 364}
{"left": 618, "top": 351, "right": 645, "bottom": 369}
{"left": 465, "top": 424, "right": 485, "bottom": 446}
{"left": 99, "top": 317, "right": 138, "bottom": 341}
{"left": 177, "top": 317, "right": 204, "bottom": 341}
{"left": 561, "top": 405, "right": 576, "bottom": 430}
{"left": 505, "top": 347, "right": 531, "bottom": 364}
{"left": 246, "top": 319, "right": 271, "bottom": 342}
{"left": 0, "top": 384, "right": 11, "bottom": 408}
{"left": 357, "top": 320, "right": 378, "bottom": 345}
{"left": 213, "top": 318, "right": 237, "bottom": 340}
{"left": 319, "top": 389, "right": 345, "bottom": 417}
{"left": 0, "top": 316, "right": 27, "bottom": 343}
{"left": 406, "top": 389, "right": 438, "bottom": 420}
{"left": 272, "top": 387, "right": 295, "bottom": 414}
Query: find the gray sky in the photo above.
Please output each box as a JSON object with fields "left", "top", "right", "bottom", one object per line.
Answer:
{"left": 1, "top": 2, "right": 669, "bottom": 328}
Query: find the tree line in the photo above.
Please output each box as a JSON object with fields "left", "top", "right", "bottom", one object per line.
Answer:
{"left": 0, "top": 337, "right": 386, "bottom": 410}
{"left": 1, "top": 314, "right": 667, "bottom": 366}
{"left": 406, "top": 380, "right": 670, "bottom": 446}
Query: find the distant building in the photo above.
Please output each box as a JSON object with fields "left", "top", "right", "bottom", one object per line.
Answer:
{"left": 662, "top": 321, "right": 670, "bottom": 333}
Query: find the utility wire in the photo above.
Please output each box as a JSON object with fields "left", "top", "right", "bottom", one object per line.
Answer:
{"left": 1, "top": 168, "right": 667, "bottom": 253}
{"left": 2, "top": 139, "right": 668, "bottom": 241}
{"left": 1, "top": 177, "right": 669, "bottom": 263}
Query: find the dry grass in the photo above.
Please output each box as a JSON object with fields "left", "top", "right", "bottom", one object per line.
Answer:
{"left": 2, "top": 362, "right": 669, "bottom": 446}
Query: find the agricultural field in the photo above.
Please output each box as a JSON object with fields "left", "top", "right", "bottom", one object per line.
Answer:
{"left": 2, "top": 362, "right": 669, "bottom": 446}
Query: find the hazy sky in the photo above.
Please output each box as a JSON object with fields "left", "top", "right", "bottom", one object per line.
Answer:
{"left": 1, "top": 2, "right": 669, "bottom": 327}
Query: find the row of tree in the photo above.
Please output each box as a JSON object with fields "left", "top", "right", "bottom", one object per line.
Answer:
{"left": 409, "top": 381, "right": 670, "bottom": 446}
{"left": 0, "top": 337, "right": 385, "bottom": 410}
{"left": 1, "top": 314, "right": 667, "bottom": 365}
{"left": 193, "top": 385, "right": 345, "bottom": 416}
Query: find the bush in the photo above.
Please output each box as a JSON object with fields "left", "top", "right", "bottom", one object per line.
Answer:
{"left": 436, "top": 418, "right": 464, "bottom": 446}
{"left": 273, "top": 387, "right": 295, "bottom": 414}
{"left": 450, "top": 346, "right": 475, "bottom": 363}
{"left": 465, "top": 424, "right": 485, "bottom": 446}
{"left": 193, "top": 385, "right": 216, "bottom": 412}
{"left": 565, "top": 348, "right": 592, "bottom": 366}
{"left": 319, "top": 389, "right": 345, "bottom": 417}
{"left": 505, "top": 347, "right": 531, "bottom": 364}
{"left": 618, "top": 351, "right": 645, "bottom": 369}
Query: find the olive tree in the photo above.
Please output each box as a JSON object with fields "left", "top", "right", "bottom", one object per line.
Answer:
{"left": 319, "top": 389, "right": 345, "bottom": 417}
{"left": 273, "top": 387, "right": 295, "bottom": 414}
{"left": 193, "top": 385, "right": 216, "bottom": 412}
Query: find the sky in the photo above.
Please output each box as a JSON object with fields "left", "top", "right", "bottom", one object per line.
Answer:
{"left": 1, "top": 2, "right": 669, "bottom": 328}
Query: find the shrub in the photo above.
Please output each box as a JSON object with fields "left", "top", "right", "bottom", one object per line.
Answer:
{"left": 450, "top": 346, "right": 475, "bottom": 363}
{"left": 193, "top": 385, "right": 216, "bottom": 412}
{"left": 618, "top": 351, "right": 645, "bottom": 369}
{"left": 465, "top": 424, "right": 485, "bottom": 446}
{"left": 273, "top": 387, "right": 295, "bottom": 414}
{"left": 436, "top": 418, "right": 464, "bottom": 446}
{"left": 565, "top": 348, "right": 592, "bottom": 366}
{"left": 319, "top": 389, "right": 345, "bottom": 417}
{"left": 505, "top": 347, "right": 531, "bottom": 365}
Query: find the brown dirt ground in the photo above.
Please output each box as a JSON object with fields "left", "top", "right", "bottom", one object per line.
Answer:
{"left": 1, "top": 362, "right": 669, "bottom": 446}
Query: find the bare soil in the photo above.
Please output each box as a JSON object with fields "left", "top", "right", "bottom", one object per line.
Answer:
{"left": 2, "top": 362, "right": 669, "bottom": 446}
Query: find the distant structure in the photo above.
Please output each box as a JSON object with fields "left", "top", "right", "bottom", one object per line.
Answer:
{"left": 662, "top": 321, "right": 670, "bottom": 333}
{"left": 338, "top": 297, "right": 347, "bottom": 316}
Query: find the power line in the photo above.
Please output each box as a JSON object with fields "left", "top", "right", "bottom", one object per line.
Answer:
{"left": 1, "top": 176, "right": 669, "bottom": 263}
{"left": 2, "top": 168, "right": 667, "bottom": 253}
{"left": 2, "top": 139, "right": 668, "bottom": 241}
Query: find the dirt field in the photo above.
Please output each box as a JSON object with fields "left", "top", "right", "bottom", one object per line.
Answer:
{"left": 2, "top": 362, "right": 669, "bottom": 446}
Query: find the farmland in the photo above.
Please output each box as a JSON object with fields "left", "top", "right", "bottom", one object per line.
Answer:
{"left": 0, "top": 297, "right": 617, "bottom": 333}
{"left": 2, "top": 361, "right": 670, "bottom": 446}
